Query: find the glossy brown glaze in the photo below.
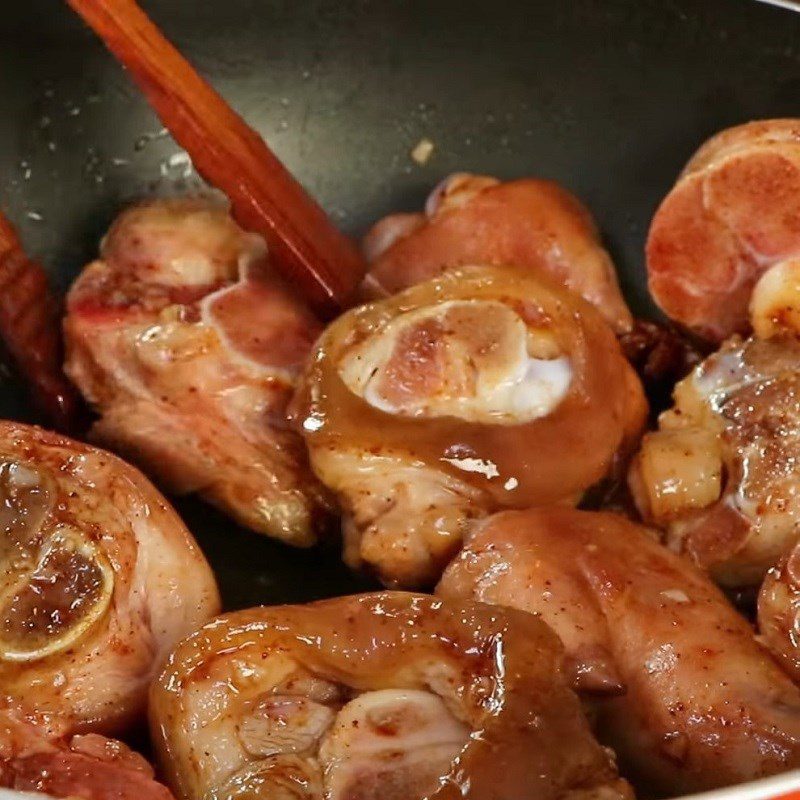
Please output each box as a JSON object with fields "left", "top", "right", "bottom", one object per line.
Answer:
{"left": 292, "top": 265, "right": 646, "bottom": 587}
{"left": 0, "top": 420, "right": 219, "bottom": 736}
{"left": 299, "top": 267, "right": 643, "bottom": 507}
{"left": 65, "top": 199, "right": 328, "bottom": 546}
{"left": 630, "top": 335, "right": 800, "bottom": 587}
{"left": 150, "top": 592, "right": 631, "bottom": 800}
{"left": 647, "top": 119, "right": 800, "bottom": 342}
{"left": 362, "top": 173, "right": 633, "bottom": 334}
{"left": 437, "top": 508, "right": 800, "bottom": 796}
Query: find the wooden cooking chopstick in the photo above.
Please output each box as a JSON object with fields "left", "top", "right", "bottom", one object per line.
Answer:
{"left": 65, "top": 0, "right": 366, "bottom": 317}
{"left": 0, "top": 212, "right": 79, "bottom": 430}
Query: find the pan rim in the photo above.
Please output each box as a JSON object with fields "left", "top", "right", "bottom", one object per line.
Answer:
{"left": 755, "top": 0, "right": 800, "bottom": 13}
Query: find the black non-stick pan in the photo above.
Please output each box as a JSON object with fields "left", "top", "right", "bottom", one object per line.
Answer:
{"left": 0, "top": 0, "right": 798, "bottom": 610}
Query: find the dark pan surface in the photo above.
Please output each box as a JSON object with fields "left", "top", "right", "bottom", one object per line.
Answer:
{"left": 0, "top": 0, "right": 799, "bottom": 608}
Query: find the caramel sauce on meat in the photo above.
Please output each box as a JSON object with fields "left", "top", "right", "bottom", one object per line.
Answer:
{"left": 151, "top": 593, "right": 631, "bottom": 800}
{"left": 294, "top": 266, "right": 645, "bottom": 508}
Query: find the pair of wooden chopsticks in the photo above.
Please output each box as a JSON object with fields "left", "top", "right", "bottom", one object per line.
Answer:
{"left": 1, "top": 0, "right": 366, "bottom": 430}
